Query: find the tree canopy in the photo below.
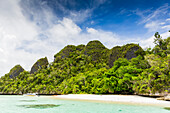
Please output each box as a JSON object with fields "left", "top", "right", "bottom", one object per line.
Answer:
{"left": 0, "top": 32, "right": 169, "bottom": 96}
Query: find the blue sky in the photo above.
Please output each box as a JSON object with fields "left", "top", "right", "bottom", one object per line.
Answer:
{"left": 20, "top": 0, "right": 170, "bottom": 38}
{"left": 0, "top": 0, "right": 169, "bottom": 76}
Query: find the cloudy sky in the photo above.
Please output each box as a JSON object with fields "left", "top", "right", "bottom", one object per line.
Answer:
{"left": 0, "top": 0, "right": 170, "bottom": 77}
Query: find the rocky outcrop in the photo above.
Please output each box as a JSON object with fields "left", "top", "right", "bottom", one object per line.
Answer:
{"left": 54, "top": 41, "right": 144, "bottom": 67}
{"left": 55, "top": 45, "right": 77, "bottom": 59}
{"left": 54, "top": 45, "right": 85, "bottom": 61}
{"left": 9, "top": 65, "right": 24, "bottom": 78}
{"left": 76, "top": 44, "right": 85, "bottom": 51}
{"left": 30, "top": 57, "right": 49, "bottom": 74}
{"left": 84, "top": 40, "right": 109, "bottom": 62}
{"left": 124, "top": 46, "right": 139, "bottom": 59}
{"left": 122, "top": 44, "right": 145, "bottom": 59}
{"left": 109, "top": 44, "right": 145, "bottom": 67}
{"left": 109, "top": 46, "right": 122, "bottom": 67}
{"left": 123, "top": 44, "right": 139, "bottom": 60}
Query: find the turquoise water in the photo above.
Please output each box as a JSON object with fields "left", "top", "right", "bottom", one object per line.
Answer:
{"left": 0, "top": 95, "right": 169, "bottom": 113}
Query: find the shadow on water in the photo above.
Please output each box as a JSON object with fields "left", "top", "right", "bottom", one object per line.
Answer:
{"left": 164, "top": 107, "right": 170, "bottom": 111}
{"left": 20, "top": 100, "right": 37, "bottom": 102}
{"left": 18, "top": 104, "right": 61, "bottom": 109}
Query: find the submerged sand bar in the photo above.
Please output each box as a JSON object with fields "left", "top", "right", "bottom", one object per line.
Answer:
{"left": 53, "top": 94, "right": 170, "bottom": 107}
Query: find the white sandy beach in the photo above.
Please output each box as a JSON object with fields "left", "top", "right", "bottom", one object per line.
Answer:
{"left": 53, "top": 94, "right": 170, "bottom": 107}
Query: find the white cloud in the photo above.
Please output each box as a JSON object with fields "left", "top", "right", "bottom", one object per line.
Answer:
{"left": 142, "top": 4, "right": 169, "bottom": 24}
{"left": 144, "top": 21, "right": 160, "bottom": 32}
{"left": 160, "top": 22, "right": 165, "bottom": 25}
{"left": 166, "top": 18, "right": 170, "bottom": 21}
{"left": 0, "top": 48, "right": 3, "bottom": 53}
{"left": 140, "top": 37, "right": 154, "bottom": 49}
{"left": 134, "top": 4, "right": 170, "bottom": 33}
{"left": 48, "top": 19, "right": 122, "bottom": 49}
{"left": 161, "top": 25, "right": 170, "bottom": 29}
{"left": 0, "top": 0, "right": 169, "bottom": 78}
{"left": 145, "top": 21, "right": 170, "bottom": 32}
{"left": 87, "top": 28, "right": 98, "bottom": 34}
{"left": 0, "top": 0, "right": 45, "bottom": 76}
{"left": 69, "top": 9, "right": 92, "bottom": 24}
{"left": 0, "top": 0, "right": 120, "bottom": 77}
{"left": 161, "top": 31, "right": 170, "bottom": 38}
{"left": 84, "top": 28, "right": 121, "bottom": 48}
{"left": 139, "top": 31, "right": 170, "bottom": 49}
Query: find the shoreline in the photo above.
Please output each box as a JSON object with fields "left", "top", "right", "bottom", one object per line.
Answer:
{"left": 1, "top": 94, "right": 169, "bottom": 107}
{"left": 52, "top": 94, "right": 170, "bottom": 107}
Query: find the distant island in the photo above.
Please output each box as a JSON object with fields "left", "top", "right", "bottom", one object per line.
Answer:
{"left": 0, "top": 32, "right": 169, "bottom": 97}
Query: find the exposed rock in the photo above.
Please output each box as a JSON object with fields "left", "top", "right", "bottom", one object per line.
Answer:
{"left": 122, "top": 44, "right": 145, "bottom": 59}
{"left": 54, "top": 40, "right": 109, "bottom": 63}
{"left": 9, "top": 65, "right": 24, "bottom": 78}
{"left": 84, "top": 40, "right": 109, "bottom": 62}
{"left": 54, "top": 44, "right": 86, "bottom": 63}
{"left": 124, "top": 46, "right": 139, "bottom": 60}
{"left": 109, "top": 46, "right": 121, "bottom": 67}
{"left": 30, "top": 57, "right": 49, "bottom": 74}
{"left": 55, "top": 45, "right": 76, "bottom": 59}
{"left": 108, "top": 44, "right": 145, "bottom": 67}
{"left": 54, "top": 41, "right": 144, "bottom": 67}
{"left": 54, "top": 45, "right": 86, "bottom": 61}
{"left": 76, "top": 44, "right": 85, "bottom": 51}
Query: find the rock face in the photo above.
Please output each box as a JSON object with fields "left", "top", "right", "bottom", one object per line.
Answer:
{"left": 54, "top": 40, "right": 145, "bottom": 67}
{"left": 124, "top": 46, "right": 139, "bottom": 59}
{"left": 109, "top": 46, "right": 122, "bottom": 67}
{"left": 30, "top": 57, "right": 49, "bottom": 74}
{"left": 76, "top": 44, "right": 85, "bottom": 51}
{"left": 84, "top": 40, "right": 109, "bottom": 62}
{"left": 109, "top": 44, "right": 144, "bottom": 67}
{"left": 9, "top": 65, "right": 24, "bottom": 78}
{"left": 54, "top": 45, "right": 85, "bottom": 61}
{"left": 55, "top": 45, "right": 77, "bottom": 59}
{"left": 121, "top": 44, "right": 141, "bottom": 60}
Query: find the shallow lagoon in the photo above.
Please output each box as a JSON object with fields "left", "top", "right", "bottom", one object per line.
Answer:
{"left": 0, "top": 95, "right": 169, "bottom": 113}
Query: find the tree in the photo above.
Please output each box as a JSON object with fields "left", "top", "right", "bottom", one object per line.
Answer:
{"left": 154, "top": 32, "right": 163, "bottom": 48}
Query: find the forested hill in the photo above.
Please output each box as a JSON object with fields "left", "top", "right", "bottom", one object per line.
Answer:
{"left": 0, "top": 33, "right": 169, "bottom": 95}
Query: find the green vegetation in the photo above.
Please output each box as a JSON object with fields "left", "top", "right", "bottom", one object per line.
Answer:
{"left": 164, "top": 107, "right": 170, "bottom": 111}
{"left": 30, "top": 57, "right": 49, "bottom": 74}
{"left": 6, "top": 65, "right": 24, "bottom": 78}
{"left": 0, "top": 32, "right": 169, "bottom": 96}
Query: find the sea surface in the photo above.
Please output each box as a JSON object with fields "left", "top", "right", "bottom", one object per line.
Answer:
{"left": 0, "top": 95, "right": 169, "bottom": 113}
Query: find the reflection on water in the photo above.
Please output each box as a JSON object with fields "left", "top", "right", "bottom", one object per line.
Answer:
{"left": 0, "top": 96, "right": 169, "bottom": 113}
{"left": 164, "top": 107, "right": 170, "bottom": 111}
{"left": 18, "top": 104, "right": 61, "bottom": 109}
